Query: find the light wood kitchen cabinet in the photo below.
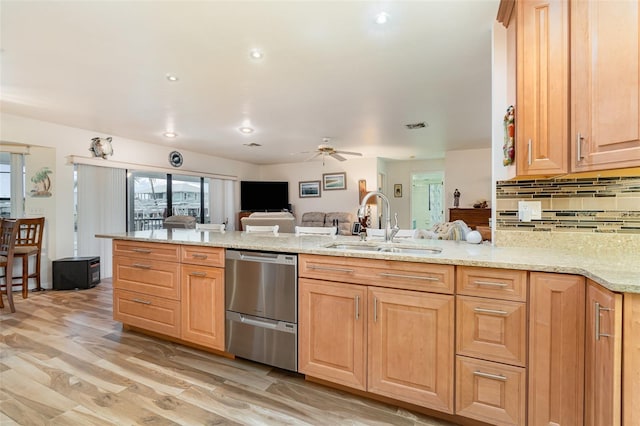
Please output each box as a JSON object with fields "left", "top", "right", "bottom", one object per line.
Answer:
{"left": 113, "top": 288, "right": 181, "bottom": 337}
{"left": 298, "top": 278, "right": 367, "bottom": 391}
{"left": 455, "top": 355, "right": 526, "bottom": 426}
{"left": 181, "top": 264, "right": 225, "bottom": 350}
{"left": 298, "top": 254, "right": 455, "bottom": 413}
{"left": 503, "top": 0, "right": 640, "bottom": 175}
{"left": 528, "top": 272, "right": 585, "bottom": 426}
{"left": 571, "top": 0, "right": 640, "bottom": 172}
{"left": 456, "top": 295, "right": 526, "bottom": 367}
{"left": 585, "top": 280, "right": 622, "bottom": 426}
{"left": 368, "top": 286, "right": 454, "bottom": 412}
{"left": 516, "top": 0, "right": 569, "bottom": 176}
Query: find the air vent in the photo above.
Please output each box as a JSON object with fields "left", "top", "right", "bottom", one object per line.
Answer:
{"left": 405, "top": 122, "right": 428, "bottom": 129}
{"left": 243, "top": 143, "right": 262, "bottom": 147}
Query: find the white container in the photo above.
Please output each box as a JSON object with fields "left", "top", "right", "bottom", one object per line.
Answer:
{"left": 466, "top": 230, "right": 482, "bottom": 244}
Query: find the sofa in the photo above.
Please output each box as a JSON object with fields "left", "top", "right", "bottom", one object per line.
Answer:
{"left": 300, "top": 211, "right": 354, "bottom": 236}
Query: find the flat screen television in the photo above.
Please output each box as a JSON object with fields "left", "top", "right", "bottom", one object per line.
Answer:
{"left": 240, "top": 181, "right": 289, "bottom": 212}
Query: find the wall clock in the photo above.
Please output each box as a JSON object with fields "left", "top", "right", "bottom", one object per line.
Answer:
{"left": 169, "top": 151, "right": 183, "bottom": 167}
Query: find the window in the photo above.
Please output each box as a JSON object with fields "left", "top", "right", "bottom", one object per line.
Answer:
{"left": 0, "top": 152, "right": 25, "bottom": 218}
{"left": 127, "top": 171, "right": 210, "bottom": 230}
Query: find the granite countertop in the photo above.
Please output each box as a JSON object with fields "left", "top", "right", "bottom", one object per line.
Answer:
{"left": 97, "top": 230, "right": 640, "bottom": 293}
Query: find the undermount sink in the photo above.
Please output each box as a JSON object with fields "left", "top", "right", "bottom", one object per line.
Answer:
{"left": 325, "top": 242, "right": 442, "bottom": 255}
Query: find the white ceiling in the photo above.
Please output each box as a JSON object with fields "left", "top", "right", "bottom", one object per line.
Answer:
{"left": 0, "top": 0, "right": 499, "bottom": 165}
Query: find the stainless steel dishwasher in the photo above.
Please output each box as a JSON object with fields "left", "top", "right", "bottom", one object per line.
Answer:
{"left": 225, "top": 249, "right": 298, "bottom": 371}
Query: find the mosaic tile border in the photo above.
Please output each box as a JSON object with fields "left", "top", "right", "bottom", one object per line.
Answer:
{"left": 495, "top": 176, "right": 640, "bottom": 234}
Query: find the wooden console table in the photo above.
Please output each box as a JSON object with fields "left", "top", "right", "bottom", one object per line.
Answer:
{"left": 449, "top": 208, "right": 491, "bottom": 229}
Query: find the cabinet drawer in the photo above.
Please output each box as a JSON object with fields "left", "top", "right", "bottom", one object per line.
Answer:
{"left": 456, "top": 296, "right": 527, "bottom": 367}
{"left": 457, "top": 266, "right": 527, "bottom": 302}
{"left": 113, "top": 289, "right": 181, "bottom": 338}
{"left": 181, "top": 245, "right": 224, "bottom": 267}
{"left": 113, "top": 256, "right": 180, "bottom": 300}
{"left": 113, "top": 240, "right": 180, "bottom": 262}
{"left": 299, "top": 254, "right": 454, "bottom": 294}
{"left": 455, "top": 356, "right": 526, "bottom": 426}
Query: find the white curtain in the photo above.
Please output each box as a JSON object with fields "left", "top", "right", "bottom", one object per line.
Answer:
{"left": 208, "top": 178, "right": 236, "bottom": 230}
{"left": 76, "top": 164, "right": 126, "bottom": 278}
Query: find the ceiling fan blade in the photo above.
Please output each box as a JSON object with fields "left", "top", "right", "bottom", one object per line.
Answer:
{"left": 306, "top": 152, "right": 322, "bottom": 161}
{"left": 334, "top": 150, "right": 363, "bottom": 157}
{"left": 330, "top": 153, "right": 347, "bottom": 161}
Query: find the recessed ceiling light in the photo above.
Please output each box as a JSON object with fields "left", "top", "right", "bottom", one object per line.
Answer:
{"left": 249, "top": 49, "right": 263, "bottom": 59}
{"left": 163, "top": 132, "right": 177, "bottom": 138}
{"left": 239, "top": 126, "right": 254, "bottom": 134}
{"left": 165, "top": 74, "right": 179, "bottom": 82}
{"left": 375, "top": 12, "right": 390, "bottom": 24}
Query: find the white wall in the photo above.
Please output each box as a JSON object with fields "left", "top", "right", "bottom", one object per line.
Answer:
{"left": 1, "top": 113, "right": 259, "bottom": 284}
{"left": 444, "top": 148, "right": 492, "bottom": 219}
{"left": 384, "top": 159, "right": 446, "bottom": 229}
{"left": 260, "top": 157, "right": 379, "bottom": 224}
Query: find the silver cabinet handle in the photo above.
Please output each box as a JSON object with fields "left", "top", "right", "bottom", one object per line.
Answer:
{"left": 132, "top": 248, "right": 152, "bottom": 253}
{"left": 189, "top": 271, "right": 207, "bottom": 277}
{"left": 191, "top": 253, "right": 208, "bottom": 259}
{"left": 308, "top": 264, "right": 354, "bottom": 273}
{"left": 132, "top": 263, "right": 151, "bottom": 269}
{"left": 355, "top": 295, "right": 360, "bottom": 320}
{"left": 379, "top": 272, "right": 439, "bottom": 281}
{"left": 527, "top": 139, "right": 532, "bottom": 165}
{"left": 474, "top": 307, "right": 508, "bottom": 316}
{"left": 132, "top": 298, "right": 151, "bottom": 305}
{"left": 595, "top": 301, "right": 613, "bottom": 340}
{"left": 474, "top": 371, "right": 507, "bottom": 381}
{"left": 474, "top": 280, "right": 508, "bottom": 288}
{"left": 577, "top": 132, "right": 584, "bottom": 161}
{"left": 373, "top": 297, "right": 378, "bottom": 323}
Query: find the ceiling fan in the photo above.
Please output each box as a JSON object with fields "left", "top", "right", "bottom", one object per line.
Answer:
{"left": 304, "top": 138, "right": 363, "bottom": 164}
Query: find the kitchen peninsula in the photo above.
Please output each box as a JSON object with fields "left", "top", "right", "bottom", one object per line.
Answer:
{"left": 99, "top": 229, "right": 640, "bottom": 426}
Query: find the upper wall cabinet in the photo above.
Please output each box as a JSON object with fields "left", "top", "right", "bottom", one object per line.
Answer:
{"left": 571, "top": 0, "right": 640, "bottom": 172}
{"left": 502, "top": 0, "right": 640, "bottom": 176}
{"left": 516, "top": 0, "right": 569, "bottom": 176}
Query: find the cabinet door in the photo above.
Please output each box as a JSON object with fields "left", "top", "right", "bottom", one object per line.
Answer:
{"left": 516, "top": 0, "right": 569, "bottom": 175}
{"left": 529, "top": 272, "right": 585, "bottom": 425}
{"left": 585, "top": 281, "right": 622, "bottom": 426}
{"left": 180, "top": 264, "right": 225, "bottom": 350}
{"left": 368, "top": 287, "right": 454, "bottom": 413}
{"left": 298, "top": 278, "right": 366, "bottom": 390}
{"left": 571, "top": 0, "right": 640, "bottom": 171}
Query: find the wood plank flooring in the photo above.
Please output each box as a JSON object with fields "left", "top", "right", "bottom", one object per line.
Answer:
{"left": 0, "top": 280, "right": 458, "bottom": 425}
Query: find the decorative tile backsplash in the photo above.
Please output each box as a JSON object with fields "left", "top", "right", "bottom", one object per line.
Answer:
{"left": 495, "top": 176, "right": 640, "bottom": 234}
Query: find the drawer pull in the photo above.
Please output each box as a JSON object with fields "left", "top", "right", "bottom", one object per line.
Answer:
{"left": 474, "top": 280, "right": 508, "bottom": 288}
{"left": 132, "top": 263, "right": 152, "bottom": 269}
{"left": 474, "top": 308, "right": 508, "bottom": 316}
{"left": 373, "top": 297, "right": 378, "bottom": 323}
{"left": 132, "top": 248, "right": 152, "bottom": 253}
{"left": 379, "top": 272, "right": 439, "bottom": 281}
{"left": 132, "top": 298, "right": 151, "bottom": 305}
{"left": 355, "top": 295, "right": 360, "bottom": 320}
{"left": 474, "top": 371, "right": 507, "bottom": 381}
{"left": 595, "top": 302, "right": 614, "bottom": 341}
{"left": 191, "top": 254, "right": 208, "bottom": 259}
{"left": 308, "top": 264, "right": 354, "bottom": 273}
{"left": 189, "top": 271, "right": 207, "bottom": 277}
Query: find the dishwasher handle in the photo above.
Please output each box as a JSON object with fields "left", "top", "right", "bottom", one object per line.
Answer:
{"left": 226, "top": 249, "right": 296, "bottom": 265}
{"left": 226, "top": 311, "right": 297, "bottom": 334}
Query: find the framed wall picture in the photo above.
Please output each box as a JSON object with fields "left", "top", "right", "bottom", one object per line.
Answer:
{"left": 323, "top": 172, "right": 346, "bottom": 190}
{"left": 394, "top": 184, "right": 402, "bottom": 197}
{"left": 299, "top": 180, "right": 321, "bottom": 198}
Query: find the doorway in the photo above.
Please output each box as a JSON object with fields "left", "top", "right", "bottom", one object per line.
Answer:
{"left": 410, "top": 172, "right": 444, "bottom": 229}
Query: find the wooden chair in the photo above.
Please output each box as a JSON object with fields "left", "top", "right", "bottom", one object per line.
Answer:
{"left": 14, "top": 217, "right": 45, "bottom": 297}
{"left": 195, "top": 223, "right": 226, "bottom": 232}
{"left": 0, "top": 219, "right": 20, "bottom": 312}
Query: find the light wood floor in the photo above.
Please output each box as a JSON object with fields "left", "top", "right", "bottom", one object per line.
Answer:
{"left": 0, "top": 280, "right": 458, "bottom": 425}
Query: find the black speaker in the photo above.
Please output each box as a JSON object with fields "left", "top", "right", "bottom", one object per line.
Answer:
{"left": 52, "top": 257, "right": 101, "bottom": 290}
